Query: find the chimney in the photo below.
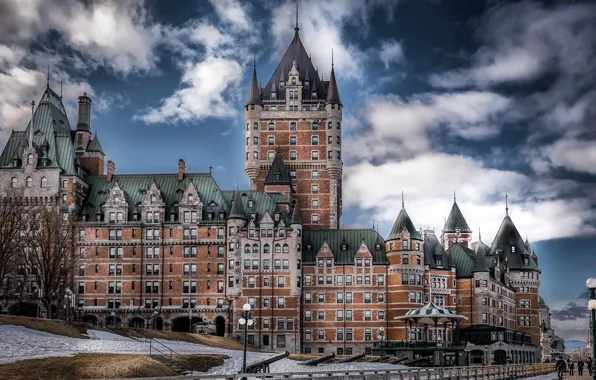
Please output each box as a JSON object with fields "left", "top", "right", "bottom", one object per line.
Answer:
{"left": 178, "top": 159, "right": 186, "bottom": 181}
{"left": 106, "top": 160, "right": 115, "bottom": 182}
{"left": 76, "top": 93, "right": 92, "bottom": 132}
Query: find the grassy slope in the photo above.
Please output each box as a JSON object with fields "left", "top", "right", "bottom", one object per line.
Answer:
{"left": 0, "top": 315, "right": 89, "bottom": 339}
{"left": 0, "top": 353, "right": 227, "bottom": 380}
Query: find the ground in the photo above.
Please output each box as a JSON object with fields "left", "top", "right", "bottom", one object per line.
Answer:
{"left": 0, "top": 315, "right": 88, "bottom": 338}
{"left": 0, "top": 353, "right": 226, "bottom": 380}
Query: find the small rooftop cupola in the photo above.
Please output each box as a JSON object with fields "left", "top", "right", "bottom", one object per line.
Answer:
{"left": 228, "top": 191, "right": 247, "bottom": 220}
{"left": 246, "top": 59, "right": 262, "bottom": 107}
{"left": 386, "top": 193, "right": 422, "bottom": 241}
{"left": 326, "top": 51, "right": 341, "bottom": 105}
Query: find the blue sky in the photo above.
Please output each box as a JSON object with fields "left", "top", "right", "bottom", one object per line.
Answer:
{"left": 0, "top": 0, "right": 595, "bottom": 342}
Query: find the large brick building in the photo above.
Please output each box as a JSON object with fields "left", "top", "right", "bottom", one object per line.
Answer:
{"left": 0, "top": 19, "right": 543, "bottom": 364}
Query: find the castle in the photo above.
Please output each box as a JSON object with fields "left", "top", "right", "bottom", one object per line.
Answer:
{"left": 0, "top": 16, "right": 549, "bottom": 365}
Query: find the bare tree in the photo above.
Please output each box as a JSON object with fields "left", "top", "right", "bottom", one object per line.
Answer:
{"left": 22, "top": 205, "right": 77, "bottom": 319}
{"left": 0, "top": 188, "right": 24, "bottom": 296}
{"left": 569, "top": 348, "right": 592, "bottom": 361}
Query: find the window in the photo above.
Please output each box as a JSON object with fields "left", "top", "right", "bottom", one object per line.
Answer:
{"left": 402, "top": 240, "right": 409, "bottom": 249}
{"left": 26, "top": 177, "right": 32, "bottom": 188}
{"left": 328, "top": 151, "right": 332, "bottom": 159}
{"left": 364, "top": 292, "right": 371, "bottom": 303}
{"left": 379, "top": 310, "right": 385, "bottom": 320}
{"left": 402, "top": 255, "right": 409, "bottom": 265}
{"left": 377, "top": 274, "right": 384, "bottom": 285}
{"left": 268, "top": 151, "right": 274, "bottom": 161}
{"left": 268, "top": 136, "right": 275, "bottom": 145}
{"left": 312, "top": 184, "right": 319, "bottom": 194}
{"left": 312, "top": 170, "right": 318, "bottom": 179}
{"left": 311, "top": 136, "right": 318, "bottom": 145}
{"left": 402, "top": 273, "right": 409, "bottom": 285}
{"left": 365, "top": 310, "right": 372, "bottom": 321}
{"left": 290, "top": 122, "right": 296, "bottom": 131}
{"left": 277, "top": 297, "right": 285, "bottom": 308}
{"left": 40, "top": 177, "right": 47, "bottom": 188}
{"left": 290, "top": 136, "right": 296, "bottom": 145}
{"left": 11, "top": 177, "right": 17, "bottom": 188}
{"left": 290, "top": 151, "right": 296, "bottom": 160}
{"left": 276, "top": 335, "right": 285, "bottom": 348}
{"left": 311, "top": 151, "right": 318, "bottom": 160}
{"left": 337, "top": 310, "right": 344, "bottom": 321}
{"left": 312, "top": 214, "right": 319, "bottom": 224}
{"left": 268, "top": 122, "right": 275, "bottom": 131}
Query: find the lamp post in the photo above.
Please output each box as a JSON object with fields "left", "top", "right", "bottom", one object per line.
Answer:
{"left": 239, "top": 303, "right": 253, "bottom": 379}
{"left": 586, "top": 278, "right": 596, "bottom": 380}
{"left": 484, "top": 345, "right": 488, "bottom": 366}
{"left": 378, "top": 327, "right": 386, "bottom": 362}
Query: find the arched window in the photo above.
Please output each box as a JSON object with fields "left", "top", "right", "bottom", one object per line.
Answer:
{"left": 26, "top": 177, "right": 32, "bottom": 188}
{"left": 246, "top": 137, "right": 249, "bottom": 145}
{"left": 244, "top": 245, "right": 251, "bottom": 254}
{"left": 328, "top": 121, "right": 332, "bottom": 129}
{"left": 40, "top": 177, "right": 47, "bottom": 188}
{"left": 337, "top": 122, "right": 341, "bottom": 130}
{"left": 291, "top": 77, "right": 296, "bottom": 85}
{"left": 11, "top": 177, "right": 17, "bottom": 188}
{"left": 268, "top": 122, "right": 275, "bottom": 131}
{"left": 312, "top": 122, "right": 318, "bottom": 130}
{"left": 151, "top": 194, "right": 157, "bottom": 204}
{"left": 27, "top": 154, "right": 33, "bottom": 165}
{"left": 188, "top": 194, "right": 194, "bottom": 203}
{"left": 283, "top": 244, "right": 289, "bottom": 253}
{"left": 263, "top": 244, "right": 270, "bottom": 254}
{"left": 246, "top": 123, "right": 249, "bottom": 131}
{"left": 275, "top": 244, "right": 281, "bottom": 253}
{"left": 252, "top": 244, "right": 259, "bottom": 254}
{"left": 290, "top": 122, "right": 296, "bottom": 131}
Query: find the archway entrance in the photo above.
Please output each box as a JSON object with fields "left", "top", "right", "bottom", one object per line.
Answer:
{"left": 494, "top": 349, "right": 507, "bottom": 365}
{"left": 153, "top": 317, "right": 164, "bottom": 330}
{"left": 129, "top": 317, "right": 145, "bottom": 328}
{"left": 171, "top": 317, "right": 201, "bottom": 332}
{"left": 106, "top": 316, "right": 122, "bottom": 328}
{"left": 469, "top": 350, "right": 484, "bottom": 365}
{"left": 215, "top": 316, "right": 225, "bottom": 336}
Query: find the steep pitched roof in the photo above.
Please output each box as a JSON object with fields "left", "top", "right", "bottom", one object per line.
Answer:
{"left": 472, "top": 247, "right": 490, "bottom": 273}
{"left": 0, "top": 86, "right": 78, "bottom": 176}
{"left": 246, "top": 64, "right": 262, "bottom": 106}
{"left": 290, "top": 204, "right": 302, "bottom": 225}
{"left": 228, "top": 191, "right": 247, "bottom": 220}
{"left": 387, "top": 206, "right": 422, "bottom": 241}
{"left": 261, "top": 30, "right": 326, "bottom": 101}
{"left": 264, "top": 151, "right": 291, "bottom": 185}
{"left": 443, "top": 201, "right": 472, "bottom": 233}
{"left": 220, "top": 190, "right": 290, "bottom": 225}
{"left": 326, "top": 66, "right": 341, "bottom": 105}
{"left": 423, "top": 233, "right": 446, "bottom": 268}
{"left": 489, "top": 215, "right": 539, "bottom": 271}
{"left": 446, "top": 243, "right": 476, "bottom": 278}
{"left": 86, "top": 135, "right": 104, "bottom": 154}
{"left": 303, "top": 229, "right": 387, "bottom": 264}
{"left": 472, "top": 240, "right": 490, "bottom": 257}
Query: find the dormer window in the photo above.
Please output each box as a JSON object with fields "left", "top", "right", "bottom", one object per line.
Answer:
{"left": 312, "top": 92, "right": 317, "bottom": 99}
{"left": 375, "top": 243, "right": 381, "bottom": 250}
{"left": 511, "top": 246, "right": 516, "bottom": 253}
{"left": 27, "top": 154, "right": 34, "bottom": 165}
{"left": 402, "top": 240, "right": 408, "bottom": 249}
{"left": 291, "top": 77, "right": 296, "bottom": 85}
{"left": 279, "top": 80, "right": 284, "bottom": 89}
{"left": 248, "top": 200, "right": 254, "bottom": 208}
{"left": 274, "top": 213, "right": 280, "bottom": 221}
{"left": 341, "top": 244, "right": 347, "bottom": 251}
{"left": 455, "top": 228, "right": 461, "bottom": 236}
{"left": 307, "top": 244, "right": 312, "bottom": 251}
{"left": 219, "top": 211, "right": 225, "bottom": 219}
{"left": 271, "top": 91, "right": 276, "bottom": 100}
{"left": 188, "top": 194, "right": 194, "bottom": 203}
{"left": 151, "top": 194, "right": 157, "bottom": 204}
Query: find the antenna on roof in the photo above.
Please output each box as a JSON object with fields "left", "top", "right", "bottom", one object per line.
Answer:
{"left": 331, "top": 48, "right": 334, "bottom": 69}
{"left": 253, "top": 56, "right": 256, "bottom": 72}
{"left": 60, "top": 80, "right": 63, "bottom": 98}
{"left": 29, "top": 101, "right": 35, "bottom": 149}
{"left": 209, "top": 162, "right": 213, "bottom": 174}
{"left": 453, "top": 190, "right": 456, "bottom": 203}
{"left": 295, "top": 0, "right": 299, "bottom": 32}
{"left": 505, "top": 192, "right": 509, "bottom": 216}
{"left": 401, "top": 190, "right": 404, "bottom": 208}
{"left": 372, "top": 220, "right": 375, "bottom": 230}
{"left": 479, "top": 227, "right": 482, "bottom": 241}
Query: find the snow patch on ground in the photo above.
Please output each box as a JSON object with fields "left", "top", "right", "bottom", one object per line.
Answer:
{"left": 86, "top": 329, "right": 134, "bottom": 341}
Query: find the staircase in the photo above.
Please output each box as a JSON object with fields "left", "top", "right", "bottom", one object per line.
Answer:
{"left": 151, "top": 353, "right": 187, "bottom": 375}
{"left": 148, "top": 338, "right": 189, "bottom": 375}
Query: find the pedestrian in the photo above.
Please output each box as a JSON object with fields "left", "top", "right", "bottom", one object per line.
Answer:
{"left": 588, "top": 358, "right": 593, "bottom": 376}
{"left": 556, "top": 357, "right": 566, "bottom": 380}
{"left": 569, "top": 360, "right": 575, "bottom": 376}
{"left": 578, "top": 359, "right": 584, "bottom": 376}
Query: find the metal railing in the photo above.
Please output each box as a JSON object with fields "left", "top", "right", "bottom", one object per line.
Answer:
{"left": 148, "top": 338, "right": 189, "bottom": 372}
{"left": 99, "top": 362, "right": 556, "bottom": 380}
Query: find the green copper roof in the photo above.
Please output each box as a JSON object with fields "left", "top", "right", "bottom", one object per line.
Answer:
{"left": 472, "top": 246, "right": 490, "bottom": 273}
{"left": 86, "top": 135, "right": 104, "bottom": 154}
{"left": 220, "top": 190, "right": 290, "bottom": 225}
{"left": 446, "top": 243, "right": 475, "bottom": 278}
{"left": 424, "top": 233, "right": 449, "bottom": 269}
{"left": 303, "top": 229, "right": 387, "bottom": 265}
{"left": 290, "top": 205, "right": 301, "bottom": 225}
{"left": 387, "top": 206, "right": 422, "bottom": 241}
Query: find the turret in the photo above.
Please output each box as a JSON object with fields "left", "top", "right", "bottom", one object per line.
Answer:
{"left": 75, "top": 93, "right": 92, "bottom": 154}
{"left": 441, "top": 192, "right": 472, "bottom": 249}
{"left": 245, "top": 61, "right": 262, "bottom": 190}
{"left": 324, "top": 53, "right": 342, "bottom": 228}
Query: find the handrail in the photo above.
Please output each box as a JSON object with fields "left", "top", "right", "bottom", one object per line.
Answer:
{"left": 148, "top": 338, "right": 190, "bottom": 373}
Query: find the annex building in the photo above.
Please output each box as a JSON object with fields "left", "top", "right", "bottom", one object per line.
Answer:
{"left": 0, "top": 18, "right": 550, "bottom": 365}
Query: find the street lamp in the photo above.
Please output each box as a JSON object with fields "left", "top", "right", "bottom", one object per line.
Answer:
{"left": 239, "top": 303, "right": 253, "bottom": 379}
{"left": 586, "top": 278, "right": 596, "bottom": 380}
{"left": 484, "top": 345, "right": 489, "bottom": 366}
{"left": 378, "top": 327, "right": 386, "bottom": 362}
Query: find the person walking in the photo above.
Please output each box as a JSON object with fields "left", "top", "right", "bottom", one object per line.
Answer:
{"left": 556, "top": 357, "right": 566, "bottom": 380}
{"left": 569, "top": 360, "right": 575, "bottom": 376}
{"left": 578, "top": 359, "right": 584, "bottom": 376}
{"left": 588, "top": 357, "right": 593, "bottom": 376}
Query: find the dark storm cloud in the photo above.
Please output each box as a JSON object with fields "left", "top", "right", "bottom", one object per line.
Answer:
{"left": 551, "top": 302, "right": 589, "bottom": 321}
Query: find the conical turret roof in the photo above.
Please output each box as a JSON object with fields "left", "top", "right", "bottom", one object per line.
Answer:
{"left": 264, "top": 151, "right": 291, "bottom": 185}
{"left": 290, "top": 204, "right": 302, "bottom": 225}
{"left": 472, "top": 247, "right": 490, "bottom": 273}
{"left": 326, "top": 65, "right": 341, "bottom": 105}
{"left": 387, "top": 204, "right": 422, "bottom": 241}
{"left": 490, "top": 215, "right": 539, "bottom": 271}
{"left": 444, "top": 200, "right": 472, "bottom": 233}
{"left": 246, "top": 63, "right": 262, "bottom": 106}
{"left": 86, "top": 135, "right": 104, "bottom": 154}
{"left": 228, "top": 191, "right": 247, "bottom": 220}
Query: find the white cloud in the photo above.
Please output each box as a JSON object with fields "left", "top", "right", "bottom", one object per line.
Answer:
{"left": 547, "top": 139, "right": 596, "bottom": 175}
{"left": 379, "top": 39, "right": 404, "bottom": 69}
{"left": 343, "top": 153, "right": 596, "bottom": 242}
{"left": 137, "top": 57, "right": 243, "bottom": 124}
{"left": 208, "top": 0, "right": 250, "bottom": 31}
{"left": 343, "top": 91, "right": 510, "bottom": 161}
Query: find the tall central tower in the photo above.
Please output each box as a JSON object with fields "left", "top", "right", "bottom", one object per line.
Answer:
{"left": 244, "top": 19, "right": 343, "bottom": 229}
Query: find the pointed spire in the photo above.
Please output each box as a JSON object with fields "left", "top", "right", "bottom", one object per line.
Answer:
{"left": 505, "top": 192, "right": 509, "bottom": 216}
{"left": 264, "top": 151, "right": 291, "bottom": 185}
{"left": 47, "top": 65, "right": 50, "bottom": 88}
{"left": 209, "top": 163, "right": 213, "bottom": 174}
{"left": 473, "top": 248, "right": 489, "bottom": 273}
{"left": 228, "top": 191, "right": 247, "bottom": 220}
{"left": 454, "top": 190, "right": 456, "bottom": 203}
{"left": 29, "top": 101, "right": 35, "bottom": 149}
{"left": 60, "top": 80, "right": 63, "bottom": 98}
{"left": 479, "top": 227, "right": 482, "bottom": 241}
{"left": 246, "top": 59, "right": 261, "bottom": 106}
{"left": 326, "top": 49, "right": 341, "bottom": 105}
{"left": 401, "top": 190, "right": 404, "bottom": 208}
{"left": 295, "top": 0, "right": 299, "bottom": 33}
{"left": 291, "top": 203, "right": 302, "bottom": 225}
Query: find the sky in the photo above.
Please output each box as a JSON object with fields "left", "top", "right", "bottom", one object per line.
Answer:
{"left": 0, "top": 0, "right": 595, "bottom": 343}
